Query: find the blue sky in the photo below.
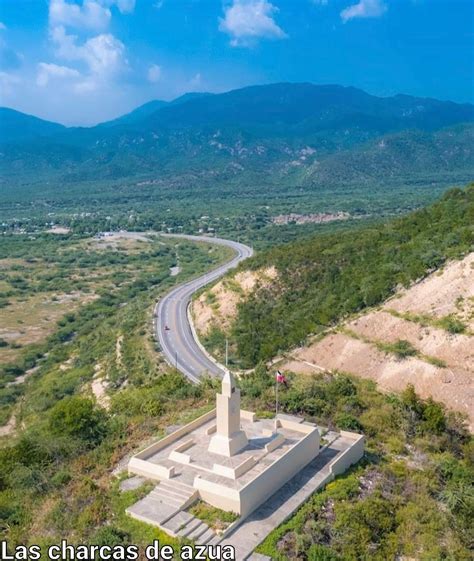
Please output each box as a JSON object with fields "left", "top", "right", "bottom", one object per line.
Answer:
{"left": 0, "top": 0, "right": 473, "bottom": 125}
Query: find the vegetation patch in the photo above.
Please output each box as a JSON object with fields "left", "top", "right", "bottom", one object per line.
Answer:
{"left": 242, "top": 370, "right": 472, "bottom": 561}
{"left": 188, "top": 500, "right": 238, "bottom": 532}
{"left": 231, "top": 186, "right": 474, "bottom": 366}
{"left": 387, "top": 309, "right": 470, "bottom": 335}
{"left": 377, "top": 339, "right": 418, "bottom": 359}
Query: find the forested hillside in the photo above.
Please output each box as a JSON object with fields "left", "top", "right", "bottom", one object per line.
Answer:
{"left": 232, "top": 185, "right": 474, "bottom": 365}
{"left": 1, "top": 84, "right": 473, "bottom": 189}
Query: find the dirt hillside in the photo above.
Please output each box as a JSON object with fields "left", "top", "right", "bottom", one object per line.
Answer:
{"left": 192, "top": 267, "right": 277, "bottom": 336}
{"left": 281, "top": 252, "right": 474, "bottom": 429}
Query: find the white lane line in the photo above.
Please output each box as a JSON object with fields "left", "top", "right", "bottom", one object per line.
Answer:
{"left": 154, "top": 236, "right": 253, "bottom": 383}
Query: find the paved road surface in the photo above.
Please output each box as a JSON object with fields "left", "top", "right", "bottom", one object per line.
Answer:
{"left": 155, "top": 234, "right": 253, "bottom": 383}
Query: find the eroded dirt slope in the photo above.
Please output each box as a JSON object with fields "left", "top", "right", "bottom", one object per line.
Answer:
{"left": 281, "top": 253, "right": 474, "bottom": 428}
{"left": 192, "top": 267, "right": 277, "bottom": 336}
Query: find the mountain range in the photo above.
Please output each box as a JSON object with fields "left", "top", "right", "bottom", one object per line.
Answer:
{"left": 1, "top": 83, "right": 473, "bottom": 187}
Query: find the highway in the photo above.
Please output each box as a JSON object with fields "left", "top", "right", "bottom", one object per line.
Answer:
{"left": 155, "top": 234, "right": 253, "bottom": 383}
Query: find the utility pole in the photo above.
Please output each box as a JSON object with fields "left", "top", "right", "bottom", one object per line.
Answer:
{"left": 175, "top": 351, "right": 178, "bottom": 370}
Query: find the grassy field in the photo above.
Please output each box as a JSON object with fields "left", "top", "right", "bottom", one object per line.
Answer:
{"left": 0, "top": 232, "right": 232, "bottom": 426}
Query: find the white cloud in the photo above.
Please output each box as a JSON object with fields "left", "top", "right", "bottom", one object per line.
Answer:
{"left": 340, "top": 0, "right": 387, "bottom": 23}
{"left": 50, "top": 25, "right": 126, "bottom": 76}
{"left": 48, "top": 0, "right": 135, "bottom": 31}
{"left": 0, "top": 70, "right": 21, "bottom": 96}
{"left": 49, "top": 0, "right": 111, "bottom": 31}
{"left": 47, "top": 25, "right": 126, "bottom": 94}
{"left": 82, "top": 33, "right": 126, "bottom": 74}
{"left": 219, "top": 0, "right": 287, "bottom": 47}
{"left": 114, "top": 0, "right": 136, "bottom": 13}
{"left": 190, "top": 72, "right": 202, "bottom": 88}
{"left": 36, "top": 62, "right": 81, "bottom": 87}
{"left": 147, "top": 64, "right": 162, "bottom": 83}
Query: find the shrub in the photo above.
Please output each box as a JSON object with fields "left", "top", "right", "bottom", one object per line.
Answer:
{"left": 49, "top": 396, "right": 108, "bottom": 445}
{"left": 334, "top": 413, "right": 363, "bottom": 432}
{"left": 385, "top": 339, "right": 418, "bottom": 359}
{"left": 307, "top": 545, "right": 341, "bottom": 561}
{"left": 437, "top": 315, "right": 467, "bottom": 334}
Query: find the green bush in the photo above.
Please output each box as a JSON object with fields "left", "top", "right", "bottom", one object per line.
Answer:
{"left": 49, "top": 396, "right": 108, "bottom": 445}
{"left": 384, "top": 339, "right": 418, "bottom": 359}
{"left": 437, "top": 315, "right": 467, "bottom": 334}
{"left": 307, "top": 545, "right": 340, "bottom": 561}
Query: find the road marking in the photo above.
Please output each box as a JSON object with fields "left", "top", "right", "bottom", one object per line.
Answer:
{"left": 154, "top": 235, "right": 253, "bottom": 383}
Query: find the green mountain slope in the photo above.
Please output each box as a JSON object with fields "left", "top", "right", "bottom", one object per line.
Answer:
{"left": 1, "top": 84, "right": 473, "bottom": 186}
{"left": 97, "top": 99, "right": 169, "bottom": 128}
{"left": 0, "top": 107, "right": 65, "bottom": 143}
{"left": 231, "top": 185, "right": 474, "bottom": 365}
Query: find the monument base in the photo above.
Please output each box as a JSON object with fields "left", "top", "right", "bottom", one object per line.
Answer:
{"left": 208, "top": 430, "right": 248, "bottom": 457}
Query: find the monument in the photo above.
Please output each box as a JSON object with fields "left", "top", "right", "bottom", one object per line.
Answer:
{"left": 208, "top": 371, "right": 248, "bottom": 456}
{"left": 126, "top": 370, "right": 364, "bottom": 545}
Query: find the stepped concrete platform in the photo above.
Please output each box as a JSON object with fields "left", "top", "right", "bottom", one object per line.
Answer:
{"left": 126, "top": 373, "right": 364, "bottom": 559}
{"left": 126, "top": 479, "right": 218, "bottom": 543}
{"left": 126, "top": 479, "right": 198, "bottom": 527}
{"left": 219, "top": 433, "right": 356, "bottom": 560}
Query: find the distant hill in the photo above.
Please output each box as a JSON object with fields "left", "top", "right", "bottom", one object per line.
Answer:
{"left": 0, "top": 107, "right": 65, "bottom": 143}
{"left": 97, "top": 92, "right": 213, "bottom": 128}
{"left": 0, "top": 83, "right": 473, "bottom": 186}
{"left": 98, "top": 99, "right": 169, "bottom": 128}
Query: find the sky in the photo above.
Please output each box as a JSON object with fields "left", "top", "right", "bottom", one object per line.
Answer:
{"left": 0, "top": 0, "right": 473, "bottom": 126}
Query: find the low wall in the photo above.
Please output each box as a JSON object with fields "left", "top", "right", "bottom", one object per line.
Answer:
{"left": 194, "top": 476, "right": 241, "bottom": 514}
{"left": 213, "top": 455, "right": 258, "bottom": 480}
{"left": 241, "top": 410, "right": 256, "bottom": 422}
{"left": 265, "top": 433, "right": 285, "bottom": 454}
{"left": 279, "top": 418, "right": 315, "bottom": 434}
{"left": 132, "top": 409, "right": 216, "bottom": 461}
{"left": 169, "top": 451, "right": 191, "bottom": 464}
{"left": 238, "top": 427, "right": 320, "bottom": 518}
{"left": 128, "top": 458, "right": 175, "bottom": 480}
{"left": 329, "top": 433, "right": 365, "bottom": 477}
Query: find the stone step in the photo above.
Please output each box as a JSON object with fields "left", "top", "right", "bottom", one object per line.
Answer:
{"left": 148, "top": 491, "right": 183, "bottom": 508}
{"left": 126, "top": 495, "right": 180, "bottom": 527}
{"left": 160, "top": 479, "right": 195, "bottom": 496}
{"left": 178, "top": 517, "right": 204, "bottom": 538}
{"left": 196, "top": 528, "right": 216, "bottom": 545}
{"left": 187, "top": 522, "right": 211, "bottom": 541}
{"left": 151, "top": 486, "right": 190, "bottom": 503}
{"left": 162, "top": 511, "right": 195, "bottom": 535}
{"left": 163, "top": 488, "right": 194, "bottom": 502}
{"left": 207, "top": 535, "right": 222, "bottom": 547}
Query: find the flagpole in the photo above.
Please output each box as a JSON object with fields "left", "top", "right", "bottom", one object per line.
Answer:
{"left": 275, "top": 373, "right": 279, "bottom": 434}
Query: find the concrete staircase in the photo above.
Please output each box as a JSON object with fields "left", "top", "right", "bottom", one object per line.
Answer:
{"left": 162, "top": 511, "right": 216, "bottom": 543}
{"left": 126, "top": 479, "right": 198, "bottom": 527}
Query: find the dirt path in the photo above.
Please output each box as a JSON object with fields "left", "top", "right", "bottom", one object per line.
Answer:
{"left": 0, "top": 414, "right": 16, "bottom": 437}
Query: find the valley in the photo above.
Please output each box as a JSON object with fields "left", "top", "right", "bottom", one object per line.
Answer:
{"left": 0, "top": 83, "right": 473, "bottom": 560}
{"left": 1, "top": 84, "right": 473, "bottom": 246}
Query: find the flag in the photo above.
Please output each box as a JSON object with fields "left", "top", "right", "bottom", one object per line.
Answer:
{"left": 276, "top": 371, "right": 288, "bottom": 385}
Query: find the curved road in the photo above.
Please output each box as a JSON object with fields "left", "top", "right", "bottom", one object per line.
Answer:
{"left": 155, "top": 234, "right": 253, "bottom": 383}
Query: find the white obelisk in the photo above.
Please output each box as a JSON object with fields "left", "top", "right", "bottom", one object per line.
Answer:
{"left": 208, "top": 370, "right": 248, "bottom": 457}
